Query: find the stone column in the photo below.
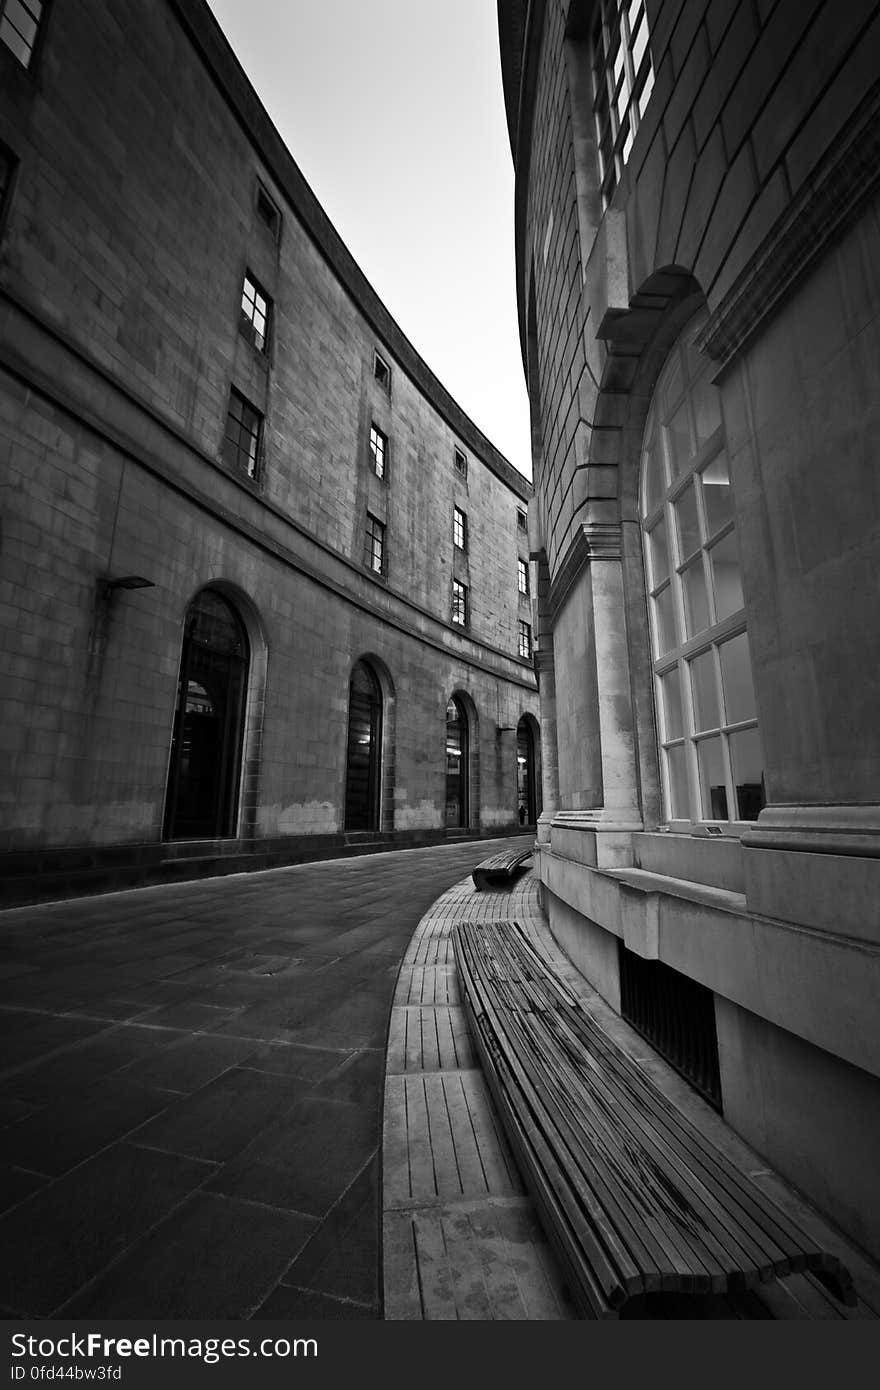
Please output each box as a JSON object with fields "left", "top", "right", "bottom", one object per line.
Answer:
{"left": 550, "top": 522, "right": 642, "bottom": 869}
{"left": 534, "top": 647, "right": 559, "bottom": 844}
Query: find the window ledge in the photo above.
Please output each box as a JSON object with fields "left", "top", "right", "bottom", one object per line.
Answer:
{"left": 606, "top": 866, "right": 747, "bottom": 916}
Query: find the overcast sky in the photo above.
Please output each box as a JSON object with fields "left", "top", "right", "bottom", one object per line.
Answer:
{"left": 207, "top": 0, "right": 532, "bottom": 480}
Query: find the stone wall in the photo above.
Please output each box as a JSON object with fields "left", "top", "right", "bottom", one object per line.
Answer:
{"left": 0, "top": 0, "right": 539, "bottom": 859}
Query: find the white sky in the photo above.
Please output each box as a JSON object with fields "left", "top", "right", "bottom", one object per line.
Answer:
{"left": 206, "top": 0, "right": 532, "bottom": 480}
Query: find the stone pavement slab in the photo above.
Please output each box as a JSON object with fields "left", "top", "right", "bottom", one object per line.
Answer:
{"left": 0, "top": 836, "right": 533, "bottom": 1319}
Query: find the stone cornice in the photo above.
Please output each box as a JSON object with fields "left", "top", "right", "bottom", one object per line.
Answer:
{"left": 697, "top": 79, "right": 880, "bottom": 374}
{"left": 546, "top": 520, "right": 622, "bottom": 620}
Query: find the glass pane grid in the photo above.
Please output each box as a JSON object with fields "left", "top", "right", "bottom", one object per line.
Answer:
{"left": 641, "top": 313, "right": 763, "bottom": 826}
{"left": 370, "top": 425, "right": 386, "bottom": 478}
{"left": 241, "top": 274, "right": 269, "bottom": 351}
{"left": 591, "top": 0, "right": 653, "bottom": 204}
{"left": 224, "top": 392, "right": 261, "bottom": 478}
{"left": 365, "top": 515, "right": 385, "bottom": 575}
{"left": 1, "top": 0, "right": 41, "bottom": 66}
{"left": 452, "top": 580, "right": 468, "bottom": 626}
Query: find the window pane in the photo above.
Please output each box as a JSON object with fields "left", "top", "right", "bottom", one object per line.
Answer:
{"left": 674, "top": 483, "right": 700, "bottom": 558}
{"left": 729, "top": 727, "right": 765, "bottom": 821}
{"left": 638, "top": 64, "right": 655, "bottom": 117}
{"left": 659, "top": 666, "right": 683, "bottom": 741}
{"left": 652, "top": 583, "right": 676, "bottom": 655}
{"left": 641, "top": 427, "right": 665, "bottom": 515}
{"left": 697, "top": 737, "right": 728, "bottom": 820}
{"left": 664, "top": 398, "right": 692, "bottom": 476}
{"left": 689, "top": 649, "right": 719, "bottom": 731}
{"left": 701, "top": 453, "right": 733, "bottom": 535}
{"left": 662, "top": 355, "right": 683, "bottom": 415}
{"left": 646, "top": 515, "right": 669, "bottom": 586}
{"left": 665, "top": 743, "right": 690, "bottom": 819}
{"left": 719, "top": 631, "right": 756, "bottom": 724}
{"left": 631, "top": 14, "right": 648, "bottom": 75}
{"left": 692, "top": 372, "right": 722, "bottom": 446}
{"left": 710, "top": 529, "right": 744, "bottom": 621}
{"left": 682, "top": 556, "right": 710, "bottom": 637}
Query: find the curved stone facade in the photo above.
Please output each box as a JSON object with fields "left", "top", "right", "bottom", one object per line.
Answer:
{"left": 500, "top": 0, "right": 880, "bottom": 1257}
{"left": 0, "top": 0, "right": 540, "bottom": 883}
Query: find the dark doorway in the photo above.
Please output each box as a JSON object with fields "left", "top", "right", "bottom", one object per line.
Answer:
{"left": 445, "top": 696, "right": 469, "bottom": 827}
{"left": 345, "top": 660, "right": 382, "bottom": 831}
{"left": 164, "top": 589, "right": 249, "bottom": 840}
{"left": 517, "top": 717, "right": 537, "bottom": 825}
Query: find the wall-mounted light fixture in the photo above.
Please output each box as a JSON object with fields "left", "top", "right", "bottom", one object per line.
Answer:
{"left": 98, "top": 574, "right": 156, "bottom": 601}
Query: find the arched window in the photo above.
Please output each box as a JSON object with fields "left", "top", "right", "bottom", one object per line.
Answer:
{"left": 164, "top": 589, "right": 249, "bottom": 840}
{"left": 445, "top": 697, "right": 469, "bottom": 827}
{"left": 516, "top": 717, "right": 537, "bottom": 826}
{"left": 640, "top": 313, "right": 765, "bottom": 825}
{"left": 345, "top": 661, "right": 383, "bottom": 831}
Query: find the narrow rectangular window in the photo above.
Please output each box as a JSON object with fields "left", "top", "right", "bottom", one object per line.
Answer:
{"left": 518, "top": 620, "right": 532, "bottom": 659}
{"left": 452, "top": 579, "right": 468, "bottom": 627}
{"left": 518, "top": 557, "right": 530, "bottom": 596}
{"left": 256, "top": 182, "right": 281, "bottom": 240}
{"left": 240, "top": 271, "right": 271, "bottom": 352}
{"left": 590, "top": 0, "right": 654, "bottom": 206}
{"left": 374, "top": 351, "right": 391, "bottom": 392}
{"left": 222, "top": 388, "right": 262, "bottom": 479}
{"left": 453, "top": 506, "right": 467, "bottom": 551}
{"left": 369, "top": 423, "right": 387, "bottom": 479}
{"left": 516, "top": 507, "right": 528, "bottom": 533}
{"left": 365, "top": 512, "right": 386, "bottom": 575}
{"left": 454, "top": 447, "right": 468, "bottom": 479}
{"left": 1, "top": 0, "right": 43, "bottom": 68}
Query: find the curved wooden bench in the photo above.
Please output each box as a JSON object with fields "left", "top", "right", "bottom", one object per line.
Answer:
{"left": 471, "top": 848, "right": 532, "bottom": 890}
{"left": 453, "top": 918, "right": 857, "bottom": 1319}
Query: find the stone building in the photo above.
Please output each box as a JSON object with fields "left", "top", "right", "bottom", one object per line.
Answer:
{"left": 0, "top": 0, "right": 540, "bottom": 901}
{"left": 499, "top": 0, "right": 880, "bottom": 1257}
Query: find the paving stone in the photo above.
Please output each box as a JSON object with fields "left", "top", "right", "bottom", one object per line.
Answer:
{"left": 0, "top": 1075, "right": 177, "bottom": 1175}
{"left": 132, "top": 1065, "right": 306, "bottom": 1163}
{"left": 0, "top": 1164, "right": 47, "bottom": 1215}
{"left": 208, "top": 1095, "right": 377, "bottom": 1219}
{"left": 60, "top": 1192, "right": 317, "bottom": 1319}
{"left": 253, "top": 1286, "right": 378, "bottom": 1319}
{"left": 0, "top": 1142, "right": 214, "bottom": 1315}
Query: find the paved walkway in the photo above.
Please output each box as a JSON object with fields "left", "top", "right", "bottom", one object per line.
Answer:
{"left": 0, "top": 836, "right": 533, "bottom": 1320}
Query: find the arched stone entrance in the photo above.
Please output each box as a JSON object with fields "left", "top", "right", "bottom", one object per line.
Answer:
{"left": 164, "top": 588, "right": 249, "bottom": 840}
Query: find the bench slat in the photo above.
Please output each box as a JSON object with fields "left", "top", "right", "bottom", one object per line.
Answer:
{"left": 488, "top": 923, "right": 837, "bottom": 1278}
{"left": 480, "top": 924, "right": 791, "bottom": 1282}
{"left": 456, "top": 931, "right": 640, "bottom": 1304}
{"left": 453, "top": 919, "right": 857, "bottom": 1316}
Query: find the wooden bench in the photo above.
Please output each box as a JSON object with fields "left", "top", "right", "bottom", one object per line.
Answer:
{"left": 471, "top": 848, "right": 532, "bottom": 891}
{"left": 453, "top": 918, "right": 857, "bottom": 1319}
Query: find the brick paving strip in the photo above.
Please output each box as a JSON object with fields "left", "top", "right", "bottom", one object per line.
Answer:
{"left": 382, "top": 871, "right": 880, "bottom": 1321}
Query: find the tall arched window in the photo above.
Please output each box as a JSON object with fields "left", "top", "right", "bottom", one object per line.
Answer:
{"left": 516, "top": 717, "right": 537, "bottom": 826}
{"left": 445, "top": 697, "right": 469, "bottom": 827}
{"left": 164, "top": 589, "right": 249, "bottom": 840}
{"left": 345, "top": 661, "right": 383, "bottom": 831}
{"left": 640, "top": 312, "right": 765, "bottom": 825}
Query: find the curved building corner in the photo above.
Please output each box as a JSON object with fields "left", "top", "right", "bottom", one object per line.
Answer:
{"left": 500, "top": 0, "right": 880, "bottom": 1260}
